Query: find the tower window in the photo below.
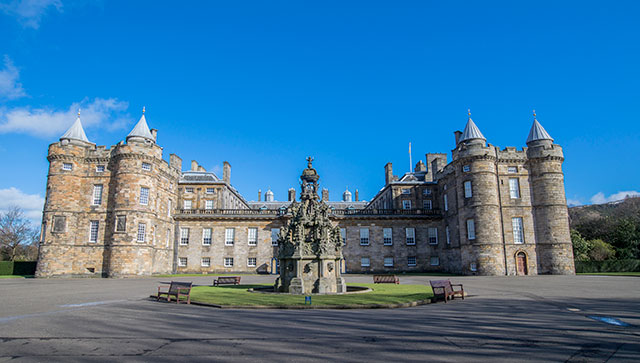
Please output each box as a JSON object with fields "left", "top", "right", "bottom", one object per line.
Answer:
{"left": 62, "top": 163, "right": 72, "bottom": 171}
{"left": 137, "top": 223, "right": 146, "bottom": 243}
{"left": 96, "top": 165, "right": 105, "bottom": 173}
{"left": 508, "top": 166, "right": 518, "bottom": 173}
{"left": 462, "top": 165, "right": 470, "bottom": 172}
{"left": 53, "top": 216, "right": 66, "bottom": 232}
{"left": 509, "top": 178, "right": 520, "bottom": 199}
{"left": 115, "top": 215, "right": 126, "bottom": 232}
{"left": 139, "top": 187, "right": 150, "bottom": 205}
{"left": 467, "top": 219, "right": 476, "bottom": 240}
{"left": 92, "top": 185, "right": 103, "bottom": 205}
{"left": 464, "top": 181, "right": 472, "bottom": 198}
{"left": 89, "top": 221, "right": 99, "bottom": 243}
{"left": 141, "top": 162, "right": 151, "bottom": 171}
{"left": 512, "top": 217, "right": 524, "bottom": 244}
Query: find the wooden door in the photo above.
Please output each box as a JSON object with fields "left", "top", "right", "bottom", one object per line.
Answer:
{"left": 516, "top": 252, "right": 528, "bottom": 275}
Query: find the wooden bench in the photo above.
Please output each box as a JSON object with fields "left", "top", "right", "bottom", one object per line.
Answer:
{"left": 213, "top": 276, "right": 241, "bottom": 286}
{"left": 430, "top": 279, "right": 464, "bottom": 303}
{"left": 373, "top": 275, "right": 399, "bottom": 284}
{"left": 157, "top": 281, "right": 192, "bottom": 304}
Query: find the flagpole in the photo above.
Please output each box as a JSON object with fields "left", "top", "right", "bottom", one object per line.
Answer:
{"left": 409, "top": 142, "right": 412, "bottom": 173}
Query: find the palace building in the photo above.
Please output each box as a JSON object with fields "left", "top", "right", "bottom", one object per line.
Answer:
{"left": 35, "top": 110, "right": 575, "bottom": 277}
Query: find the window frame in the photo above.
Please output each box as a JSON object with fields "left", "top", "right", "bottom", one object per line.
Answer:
{"left": 205, "top": 200, "right": 214, "bottom": 210}
{"left": 407, "top": 256, "right": 417, "bottom": 267}
{"left": 248, "top": 227, "right": 258, "bottom": 246}
{"left": 402, "top": 200, "right": 412, "bottom": 210}
{"left": 139, "top": 187, "right": 150, "bottom": 205}
{"left": 360, "top": 257, "right": 370, "bottom": 267}
{"left": 423, "top": 200, "right": 432, "bottom": 210}
{"left": 405, "top": 227, "right": 416, "bottom": 245}
{"left": 509, "top": 178, "right": 521, "bottom": 199}
{"left": 383, "top": 257, "right": 394, "bottom": 267}
{"left": 224, "top": 257, "right": 234, "bottom": 268}
{"left": 383, "top": 228, "right": 393, "bottom": 245}
{"left": 201, "top": 257, "right": 211, "bottom": 267}
{"left": 92, "top": 184, "right": 103, "bottom": 205}
{"left": 271, "top": 228, "right": 280, "bottom": 246}
{"left": 62, "top": 163, "right": 73, "bottom": 171}
{"left": 141, "top": 162, "right": 151, "bottom": 171}
{"left": 359, "top": 228, "right": 370, "bottom": 246}
{"left": 464, "top": 181, "right": 472, "bottom": 198}
{"left": 96, "top": 165, "right": 105, "bottom": 173}
{"left": 225, "top": 228, "right": 235, "bottom": 246}
{"left": 428, "top": 227, "right": 438, "bottom": 245}
{"left": 178, "top": 257, "right": 187, "bottom": 267}
{"left": 202, "top": 228, "right": 212, "bottom": 246}
{"left": 89, "top": 220, "right": 99, "bottom": 243}
{"left": 180, "top": 227, "right": 189, "bottom": 245}
{"left": 512, "top": 217, "right": 524, "bottom": 244}
{"left": 247, "top": 257, "right": 257, "bottom": 267}
{"left": 430, "top": 256, "right": 440, "bottom": 266}
{"left": 467, "top": 219, "right": 476, "bottom": 240}
{"left": 137, "top": 223, "right": 146, "bottom": 243}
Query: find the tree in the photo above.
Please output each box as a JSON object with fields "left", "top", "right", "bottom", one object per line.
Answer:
{"left": 571, "top": 230, "right": 590, "bottom": 262}
{"left": 587, "top": 239, "right": 616, "bottom": 261}
{"left": 0, "top": 206, "right": 39, "bottom": 261}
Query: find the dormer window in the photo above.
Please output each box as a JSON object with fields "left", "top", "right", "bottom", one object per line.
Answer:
{"left": 402, "top": 189, "right": 411, "bottom": 195}
{"left": 206, "top": 187, "right": 214, "bottom": 194}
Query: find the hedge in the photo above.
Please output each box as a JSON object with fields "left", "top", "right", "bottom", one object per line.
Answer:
{"left": 575, "top": 259, "right": 640, "bottom": 273}
{"left": 0, "top": 261, "right": 37, "bottom": 276}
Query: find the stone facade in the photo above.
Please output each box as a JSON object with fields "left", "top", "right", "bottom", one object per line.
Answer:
{"left": 36, "top": 112, "right": 575, "bottom": 277}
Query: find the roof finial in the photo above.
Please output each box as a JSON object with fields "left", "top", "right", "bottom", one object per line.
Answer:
{"left": 467, "top": 108, "right": 471, "bottom": 119}
{"left": 533, "top": 109, "right": 537, "bottom": 120}
{"left": 142, "top": 106, "right": 146, "bottom": 114}
{"left": 77, "top": 108, "right": 81, "bottom": 117}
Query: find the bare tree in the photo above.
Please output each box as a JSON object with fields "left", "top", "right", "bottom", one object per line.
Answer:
{"left": 0, "top": 206, "right": 39, "bottom": 261}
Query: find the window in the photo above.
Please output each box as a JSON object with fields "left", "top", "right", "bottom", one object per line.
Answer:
{"left": 428, "top": 227, "right": 438, "bottom": 245}
{"left": 360, "top": 257, "right": 370, "bottom": 267}
{"left": 467, "top": 219, "right": 476, "bottom": 240}
{"left": 402, "top": 189, "right": 411, "bottom": 195}
{"left": 140, "top": 187, "right": 149, "bottom": 205}
{"left": 423, "top": 200, "right": 432, "bottom": 210}
{"left": 166, "top": 229, "right": 171, "bottom": 248}
{"left": 141, "top": 162, "right": 151, "bottom": 171}
{"left": 463, "top": 165, "right": 470, "bottom": 172}
{"left": 464, "top": 181, "right": 472, "bottom": 198}
{"left": 383, "top": 228, "right": 393, "bottom": 245}
{"left": 470, "top": 262, "right": 477, "bottom": 272}
{"left": 446, "top": 226, "right": 450, "bottom": 245}
{"left": 247, "top": 257, "right": 257, "bottom": 267}
{"left": 202, "top": 228, "right": 212, "bottom": 245}
{"left": 408, "top": 256, "right": 417, "bottom": 267}
{"left": 248, "top": 227, "right": 258, "bottom": 246}
{"left": 205, "top": 200, "right": 214, "bottom": 210}
{"left": 62, "top": 163, "right": 72, "bottom": 171}
{"left": 183, "top": 200, "right": 192, "bottom": 210}
{"left": 360, "top": 228, "right": 369, "bottom": 245}
{"left": 53, "top": 216, "right": 66, "bottom": 232}
{"left": 201, "top": 257, "right": 211, "bottom": 267}
{"left": 271, "top": 228, "right": 280, "bottom": 246}
{"left": 180, "top": 227, "right": 189, "bottom": 245}
{"left": 185, "top": 187, "right": 194, "bottom": 193}
{"left": 206, "top": 187, "right": 214, "bottom": 194}
{"left": 508, "top": 166, "right": 518, "bottom": 173}
{"left": 509, "top": 178, "right": 520, "bottom": 199}
{"left": 96, "top": 165, "right": 105, "bottom": 172}
{"left": 115, "top": 215, "right": 126, "bottom": 232}
{"left": 512, "top": 217, "right": 524, "bottom": 244}
{"left": 423, "top": 188, "right": 432, "bottom": 196}
{"left": 443, "top": 194, "right": 448, "bottom": 211}
{"left": 225, "top": 228, "right": 235, "bottom": 245}
{"left": 167, "top": 200, "right": 172, "bottom": 217}
{"left": 224, "top": 257, "right": 233, "bottom": 267}
{"left": 384, "top": 257, "right": 394, "bottom": 267}
{"left": 340, "top": 228, "right": 346, "bottom": 245}
{"left": 89, "top": 221, "right": 99, "bottom": 243}
{"left": 430, "top": 256, "right": 440, "bottom": 266}
{"left": 406, "top": 228, "right": 415, "bottom": 245}
{"left": 137, "top": 223, "right": 146, "bottom": 243}
{"left": 178, "top": 257, "right": 187, "bottom": 267}
{"left": 92, "top": 185, "right": 103, "bottom": 205}
{"left": 402, "top": 200, "right": 412, "bottom": 210}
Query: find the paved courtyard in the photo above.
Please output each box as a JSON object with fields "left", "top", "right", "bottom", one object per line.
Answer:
{"left": 0, "top": 274, "right": 638, "bottom": 362}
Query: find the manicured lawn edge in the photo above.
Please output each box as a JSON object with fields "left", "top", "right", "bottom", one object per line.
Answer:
{"left": 577, "top": 272, "right": 640, "bottom": 277}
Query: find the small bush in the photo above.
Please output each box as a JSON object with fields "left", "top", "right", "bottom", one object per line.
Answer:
{"left": 0, "top": 261, "right": 13, "bottom": 275}
{"left": 575, "top": 259, "right": 640, "bottom": 273}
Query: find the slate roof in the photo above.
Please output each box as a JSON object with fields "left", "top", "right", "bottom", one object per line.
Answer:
{"left": 459, "top": 117, "right": 486, "bottom": 142}
{"left": 179, "top": 171, "right": 220, "bottom": 183}
{"left": 526, "top": 119, "right": 554, "bottom": 143}
{"left": 126, "top": 112, "right": 155, "bottom": 142}
{"left": 60, "top": 113, "right": 91, "bottom": 143}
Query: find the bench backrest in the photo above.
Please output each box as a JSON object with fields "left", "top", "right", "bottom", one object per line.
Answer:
{"left": 169, "top": 281, "right": 193, "bottom": 294}
{"left": 217, "top": 276, "right": 240, "bottom": 283}
{"left": 374, "top": 275, "right": 397, "bottom": 282}
{"left": 430, "top": 280, "right": 452, "bottom": 293}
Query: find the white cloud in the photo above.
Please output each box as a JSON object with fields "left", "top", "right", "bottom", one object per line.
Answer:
{"left": 566, "top": 198, "right": 582, "bottom": 207}
{"left": 0, "top": 0, "right": 62, "bottom": 29}
{"left": 0, "top": 98, "right": 130, "bottom": 138}
{"left": 0, "top": 55, "right": 26, "bottom": 100}
{"left": 590, "top": 190, "right": 640, "bottom": 205}
{"left": 0, "top": 187, "right": 45, "bottom": 225}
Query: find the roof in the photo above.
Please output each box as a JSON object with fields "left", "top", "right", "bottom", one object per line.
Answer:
{"left": 126, "top": 112, "right": 155, "bottom": 143}
{"left": 398, "top": 171, "right": 428, "bottom": 183}
{"left": 179, "top": 171, "right": 220, "bottom": 183}
{"left": 60, "top": 114, "right": 91, "bottom": 144}
{"left": 459, "top": 117, "right": 486, "bottom": 142}
{"left": 526, "top": 119, "right": 554, "bottom": 144}
{"left": 248, "top": 200, "right": 368, "bottom": 210}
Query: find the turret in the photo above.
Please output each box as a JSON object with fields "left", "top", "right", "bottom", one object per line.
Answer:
{"left": 343, "top": 188, "right": 352, "bottom": 202}
{"left": 265, "top": 189, "right": 274, "bottom": 202}
{"left": 525, "top": 111, "right": 574, "bottom": 274}
{"left": 126, "top": 107, "right": 155, "bottom": 145}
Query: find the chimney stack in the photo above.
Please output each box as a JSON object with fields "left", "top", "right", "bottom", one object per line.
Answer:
{"left": 198, "top": 165, "right": 205, "bottom": 172}
{"left": 150, "top": 129, "right": 158, "bottom": 141}
{"left": 385, "top": 162, "right": 393, "bottom": 185}
{"left": 355, "top": 189, "right": 359, "bottom": 202}
{"left": 322, "top": 188, "right": 329, "bottom": 202}
{"left": 223, "top": 161, "right": 231, "bottom": 184}
{"left": 288, "top": 188, "right": 296, "bottom": 202}
{"left": 454, "top": 131, "right": 463, "bottom": 146}
{"left": 258, "top": 189, "right": 262, "bottom": 201}
{"left": 191, "top": 160, "right": 198, "bottom": 171}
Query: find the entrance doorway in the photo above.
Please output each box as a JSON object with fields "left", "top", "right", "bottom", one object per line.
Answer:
{"left": 516, "top": 252, "right": 528, "bottom": 275}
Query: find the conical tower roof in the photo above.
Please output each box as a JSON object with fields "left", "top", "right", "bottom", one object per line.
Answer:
{"left": 60, "top": 110, "right": 91, "bottom": 144}
{"left": 526, "top": 111, "right": 553, "bottom": 144}
{"left": 459, "top": 110, "right": 486, "bottom": 142}
{"left": 126, "top": 107, "right": 155, "bottom": 143}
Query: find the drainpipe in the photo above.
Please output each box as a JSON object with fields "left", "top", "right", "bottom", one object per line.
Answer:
{"left": 494, "top": 151, "right": 508, "bottom": 276}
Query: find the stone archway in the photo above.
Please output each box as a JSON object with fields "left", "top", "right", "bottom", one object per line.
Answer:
{"left": 516, "top": 252, "right": 528, "bottom": 276}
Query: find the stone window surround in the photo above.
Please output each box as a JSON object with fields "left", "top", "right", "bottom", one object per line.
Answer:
{"left": 52, "top": 215, "right": 66, "bottom": 233}
{"left": 384, "top": 257, "right": 394, "bottom": 267}
{"left": 248, "top": 227, "right": 258, "bottom": 246}
{"left": 428, "top": 227, "right": 438, "bottom": 245}
{"left": 383, "top": 228, "right": 393, "bottom": 245}
{"left": 202, "top": 228, "right": 212, "bottom": 245}
{"left": 180, "top": 227, "right": 189, "bottom": 245}
{"left": 405, "top": 227, "right": 415, "bottom": 245}
{"left": 137, "top": 223, "right": 146, "bottom": 243}
{"left": 359, "top": 228, "right": 370, "bottom": 245}
{"left": 512, "top": 217, "right": 525, "bottom": 244}
{"left": 92, "top": 184, "right": 103, "bottom": 205}
{"left": 430, "top": 256, "right": 440, "bottom": 266}
{"left": 96, "top": 165, "right": 105, "bottom": 173}
{"left": 464, "top": 181, "right": 472, "bottom": 198}
{"left": 225, "top": 228, "right": 235, "bottom": 246}
{"left": 509, "top": 178, "right": 521, "bottom": 199}
{"left": 139, "top": 186, "right": 150, "bottom": 205}
{"left": 247, "top": 257, "right": 257, "bottom": 267}
{"left": 407, "top": 256, "right": 417, "bottom": 266}
{"left": 361, "top": 257, "right": 370, "bottom": 267}
{"left": 178, "top": 257, "right": 187, "bottom": 267}
{"left": 62, "top": 162, "right": 73, "bottom": 171}
{"left": 89, "top": 220, "right": 99, "bottom": 243}
{"left": 201, "top": 257, "right": 211, "bottom": 267}
{"left": 224, "top": 257, "right": 234, "bottom": 267}
{"left": 141, "top": 162, "right": 151, "bottom": 171}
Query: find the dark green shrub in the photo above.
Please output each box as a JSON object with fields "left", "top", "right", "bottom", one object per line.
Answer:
{"left": 13, "top": 261, "right": 37, "bottom": 275}
{"left": 0, "top": 261, "right": 14, "bottom": 275}
{"left": 575, "top": 259, "right": 640, "bottom": 273}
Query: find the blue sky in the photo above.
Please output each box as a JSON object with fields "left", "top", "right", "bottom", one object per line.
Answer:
{"left": 1, "top": 0, "right": 639, "bottom": 222}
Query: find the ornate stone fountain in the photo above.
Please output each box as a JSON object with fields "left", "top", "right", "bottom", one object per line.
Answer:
{"left": 274, "top": 157, "right": 347, "bottom": 294}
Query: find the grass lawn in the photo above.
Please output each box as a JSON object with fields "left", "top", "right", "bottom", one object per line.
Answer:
{"left": 0, "top": 275, "right": 33, "bottom": 279}
{"left": 156, "top": 273, "right": 261, "bottom": 277}
{"left": 189, "top": 283, "right": 433, "bottom": 307}
{"left": 578, "top": 272, "right": 640, "bottom": 277}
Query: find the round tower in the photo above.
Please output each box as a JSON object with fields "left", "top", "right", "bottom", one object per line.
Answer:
{"left": 526, "top": 115, "right": 575, "bottom": 274}
{"left": 453, "top": 112, "right": 505, "bottom": 275}
{"left": 36, "top": 112, "right": 96, "bottom": 277}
